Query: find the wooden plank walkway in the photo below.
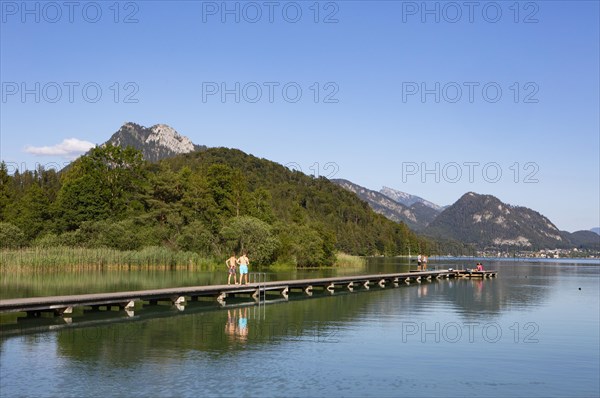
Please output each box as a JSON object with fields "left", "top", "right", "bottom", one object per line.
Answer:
{"left": 0, "top": 269, "right": 496, "bottom": 317}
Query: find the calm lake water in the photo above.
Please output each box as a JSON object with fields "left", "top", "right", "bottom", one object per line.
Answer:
{"left": 1, "top": 258, "right": 599, "bottom": 397}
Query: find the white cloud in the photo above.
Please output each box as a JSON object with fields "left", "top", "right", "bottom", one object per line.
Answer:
{"left": 25, "top": 138, "right": 95, "bottom": 159}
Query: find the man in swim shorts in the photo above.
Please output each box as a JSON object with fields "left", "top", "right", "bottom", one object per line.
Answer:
{"left": 237, "top": 251, "right": 250, "bottom": 285}
{"left": 226, "top": 253, "right": 238, "bottom": 285}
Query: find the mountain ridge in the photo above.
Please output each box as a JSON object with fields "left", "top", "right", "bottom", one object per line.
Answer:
{"left": 380, "top": 186, "right": 444, "bottom": 212}
{"left": 330, "top": 179, "right": 421, "bottom": 229}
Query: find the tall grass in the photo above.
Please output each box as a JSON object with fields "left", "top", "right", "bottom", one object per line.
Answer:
{"left": 334, "top": 252, "right": 366, "bottom": 268}
{"left": 0, "top": 246, "right": 220, "bottom": 272}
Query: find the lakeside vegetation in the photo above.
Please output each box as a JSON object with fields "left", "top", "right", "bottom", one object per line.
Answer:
{"left": 0, "top": 247, "right": 365, "bottom": 272}
{"left": 0, "top": 246, "right": 219, "bottom": 272}
{"left": 0, "top": 146, "right": 440, "bottom": 269}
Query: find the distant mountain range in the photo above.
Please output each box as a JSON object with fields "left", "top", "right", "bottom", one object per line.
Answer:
{"left": 331, "top": 179, "right": 424, "bottom": 230}
{"left": 330, "top": 179, "right": 440, "bottom": 231}
{"left": 333, "top": 182, "right": 599, "bottom": 251}
{"left": 105, "top": 122, "right": 206, "bottom": 162}
{"left": 591, "top": 227, "right": 600, "bottom": 236}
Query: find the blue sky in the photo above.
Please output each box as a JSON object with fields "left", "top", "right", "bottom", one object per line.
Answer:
{"left": 1, "top": 0, "right": 598, "bottom": 232}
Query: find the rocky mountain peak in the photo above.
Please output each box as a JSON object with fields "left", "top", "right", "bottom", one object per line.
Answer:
{"left": 146, "top": 124, "right": 196, "bottom": 154}
{"left": 425, "top": 192, "right": 566, "bottom": 249}
{"left": 105, "top": 122, "right": 206, "bottom": 162}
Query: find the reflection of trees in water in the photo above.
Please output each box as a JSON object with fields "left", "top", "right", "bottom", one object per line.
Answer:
{"left": 53, "top": 292, "right": 377, "bottom": 365}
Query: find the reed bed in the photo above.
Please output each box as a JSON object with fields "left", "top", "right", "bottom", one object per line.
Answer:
{"left": 0, "top": 246, "right": 220, "bottom": 272}
{"left": 334, "top": 252, "right": 366, "bottom": 268}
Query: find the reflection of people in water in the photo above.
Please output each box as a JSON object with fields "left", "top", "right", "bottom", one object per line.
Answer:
{"left": 225, "top": 309, "right": 237, "bottom": 342}
{"left": 236, "top": 307, "right": 248, "bottom": 341}
{"left": 471, "top": 279, "right": 484, "bottom": 300}
{"left": 418, "top": 284, "right": 428, "bottom": 298}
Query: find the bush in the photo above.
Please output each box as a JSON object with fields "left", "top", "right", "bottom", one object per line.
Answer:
{"left": 0, "top": 222, "right": 26, "bottom": 249}
{"left": 275, "top": 224, "right": 331, "bottom": 267}
{"left": 177, "top": 221, "right": 217, "bottom": 256}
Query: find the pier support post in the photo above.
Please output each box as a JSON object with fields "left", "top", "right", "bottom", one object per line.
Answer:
{"left": 171, "top": 296, "right": 185, "bottom": 305}
{"left": 120, "top": 300, "right": 135, "bottom": 310}
{"left": 54, "top": 306, "right": 73, "bottom": 317}
{"left": 405, "top": 278, "right": 411, "bottom": 285}
{"left": 281, "top": 287, "right": 289, "bottom": 300}
{"left": 378, "top": 279, "right": 386, "bottom": 288}
{"left": 304, "top": 285, "right": 313, "bottom": 296}
{"left": 326, "top": 283, "right": 335, "bottom": 294}
{"left": 217, "top": 292, "right": 227, "bottom": 305}
{"left": 347, "top": 282, "right": 354, "bottom": 292}
{"left": 416, "top": 276, "right": 421, "bottom": 283}
{"left": 363, "top": 281, "right": 370, "bottom": 289}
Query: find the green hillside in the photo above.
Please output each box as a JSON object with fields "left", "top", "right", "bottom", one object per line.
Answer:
{"left": 0, "top": 146, "right": 434, "bottom": 267}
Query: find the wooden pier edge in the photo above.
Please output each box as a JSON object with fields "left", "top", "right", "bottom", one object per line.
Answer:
{"left": 0, "top": 269, "right": 497, "bottom": 317}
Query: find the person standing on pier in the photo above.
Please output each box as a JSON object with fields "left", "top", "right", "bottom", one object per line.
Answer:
{"left": 226, "top": 253, "right": 238, "bottom": 285}
{"left": 417, "top": 254, "right": 422, "bottom": 271}
{"left": 237, "top": 251, "right": 250, "bottom": 285}
{"left": 422, "top": 255, "right": 428, "bottom": 270}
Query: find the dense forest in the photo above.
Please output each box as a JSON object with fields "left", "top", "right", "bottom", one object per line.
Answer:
{"left": 0, "top": 146, "right": 449, "bottom": 267}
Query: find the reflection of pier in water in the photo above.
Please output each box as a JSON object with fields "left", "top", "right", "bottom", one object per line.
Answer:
{"left": 0, "top": 294, "right": 281, "bottom": 339}
{"left": 0, "top": 270, "right": 497, "bottom": 319}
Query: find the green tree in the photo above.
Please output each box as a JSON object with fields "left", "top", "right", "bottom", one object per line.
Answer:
{"left": 176, "top": 221, "right": 217, "bottom": 256}
{"left": 0, "top": 162, "right": 12, "bottom": 221}
{"left": 53, "top": 145, "right": 145, "bottom": 231}
{"left": 7, "top": 183, "right": 51, "bottom": 240}
{"left": 206, "top": 164, "right": 235, "bottom": 217}
{"left": 220, "top": 216, "right": 279, "bottom": 265}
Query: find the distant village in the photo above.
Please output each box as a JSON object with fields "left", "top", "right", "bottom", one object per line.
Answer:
{"left": 475, "top": 248, "right": 599, "bottom": 259}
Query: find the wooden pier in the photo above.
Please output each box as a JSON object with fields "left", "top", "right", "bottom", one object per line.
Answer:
{"left": 0, "top": 269, "right": 497, "bottom": 318}
{"left": 454, "top": 270, "right": 498, "bottom": 278}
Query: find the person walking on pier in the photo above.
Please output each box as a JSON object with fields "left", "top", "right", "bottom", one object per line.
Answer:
{"left": 237, "top": 251, "right": 250, "bottom": 285}
{"left": 226, "top": 253, "right": 238, "bottom": 285}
